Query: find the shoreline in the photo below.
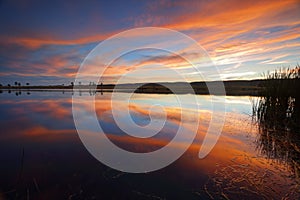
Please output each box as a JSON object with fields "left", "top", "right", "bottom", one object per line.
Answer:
{"left": 1, "top": 79, "right": 299, "bottom": 96}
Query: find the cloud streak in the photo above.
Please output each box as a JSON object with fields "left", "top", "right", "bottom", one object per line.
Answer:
{"left": 0, "top": 0, "right": 299, "bottom": 84}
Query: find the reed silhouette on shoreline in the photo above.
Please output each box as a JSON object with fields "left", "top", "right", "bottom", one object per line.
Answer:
{"left": 253, "top": 65, "right": 300, "bottom": 177}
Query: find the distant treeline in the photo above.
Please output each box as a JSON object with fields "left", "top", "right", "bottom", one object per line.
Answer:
{"left": 1, "top": 79, "right": 299, "bottom": 96}
{"left": 116, "top": 79, "right": 299, "bottom": 96}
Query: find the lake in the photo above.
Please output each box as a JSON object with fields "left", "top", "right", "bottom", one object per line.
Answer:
{"left": 0, "top": 90, "right": 299, "bottom": 199}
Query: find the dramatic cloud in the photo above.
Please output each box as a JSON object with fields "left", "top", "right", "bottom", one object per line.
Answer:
{"left": 0, "top": 0, "right": 299, "bottom": 84}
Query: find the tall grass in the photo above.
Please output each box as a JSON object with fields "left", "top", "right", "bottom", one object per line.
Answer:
{"left": 262, "top": 65, "right": 300, "bottom": 97}
{"left": 253, "top": 65, "right": 300, "bottom": 178}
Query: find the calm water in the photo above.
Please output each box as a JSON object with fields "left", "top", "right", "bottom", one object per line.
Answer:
{"left": 0, "top": 91, "right": 299, "bottom": 199}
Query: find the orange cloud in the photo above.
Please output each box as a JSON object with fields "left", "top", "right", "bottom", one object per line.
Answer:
{"left": 1, "top": 0, "right": 299, "bottom": 83}
{"left": 132, "top": 0, "right": 300, "bottom": 73}
{"left": 0, "top": 31, "right": 117, "bottom": 49}
{"left": 166, "top": 0, "right": 298, "bottom": 30}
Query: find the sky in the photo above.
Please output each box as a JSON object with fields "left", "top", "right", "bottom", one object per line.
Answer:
{"left": 0, "top": 0, "right": 300, "bottom": 85}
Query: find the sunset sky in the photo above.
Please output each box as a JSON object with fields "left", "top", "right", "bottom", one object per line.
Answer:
{"left": 0, "top": 0, "right": 300, "bottom": 85}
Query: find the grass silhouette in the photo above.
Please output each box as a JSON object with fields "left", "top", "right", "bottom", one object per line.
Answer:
{"left": 253, "top": 65, "right": 300, "bottom": 178}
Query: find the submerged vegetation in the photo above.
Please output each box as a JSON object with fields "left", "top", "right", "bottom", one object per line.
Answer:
{"left": 253, "top": 65, "right": 300, "bottom": 177}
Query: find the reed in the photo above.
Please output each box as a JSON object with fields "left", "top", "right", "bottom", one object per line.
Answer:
{"left": 253, "top": 65, "right": 300, "bottom": 177}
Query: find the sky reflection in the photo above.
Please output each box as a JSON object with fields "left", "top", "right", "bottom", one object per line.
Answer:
{"left": 0, "top": 91, "right": 298, "bottom": 199}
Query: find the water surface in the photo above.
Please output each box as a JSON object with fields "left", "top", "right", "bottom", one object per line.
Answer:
{"left": 0, "top": 91, "right": 298, "bottom": 199}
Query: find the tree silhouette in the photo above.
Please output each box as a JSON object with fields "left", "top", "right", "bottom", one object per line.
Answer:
{"left": 26, "top": 83, "right": 29, "bottom": 86}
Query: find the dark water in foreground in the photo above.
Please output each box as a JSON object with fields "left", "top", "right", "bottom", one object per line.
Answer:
{"left": 0, "top": 91, "right": 299, "bottom": 199}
